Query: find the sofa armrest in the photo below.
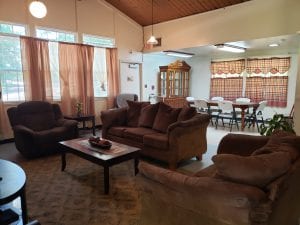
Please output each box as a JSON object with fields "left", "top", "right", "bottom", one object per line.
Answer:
{"left": 13, "top": 125, "right": 35, "bottom": 136}
{"left": 138, "top": 162, "right": 266, "bottom": 225}
{"left": 217, "top": 134, "right": 269, "bottom": 156}
{"left": 166, "top": 114, "right": 210, "bottom": 165}
{"left": 101, "top": 108, "right": 127, "bottom": 138}
{"left": 167, "top": 114, "right": 210, "bottom": 133}
{"left": 55, "top": 118, "right": 78, "bottom": 128}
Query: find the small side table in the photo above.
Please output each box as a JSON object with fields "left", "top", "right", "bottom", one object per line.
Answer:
{"left": 64, "top": 114, "right": 96, "bottom": 136}
{"left": 0, "top": 159, "right": 28, "bottom": 224}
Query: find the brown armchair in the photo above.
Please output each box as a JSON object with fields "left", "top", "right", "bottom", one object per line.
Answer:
{"left": 7, "top": 101, "right": 78, "bottom": 158}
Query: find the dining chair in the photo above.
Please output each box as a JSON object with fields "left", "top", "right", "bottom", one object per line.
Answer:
{"left": 235, "top": 97, "right": 251, "bottom": 103}
{"left": 235, "top": 97, "right": 251, "bottom": 114}
{"left": 186, "top": 96, "right": 195, "bottom": 107}
{"left": 211, "top": 96, "right": 224, "bottom": 101}
{"left": 194, "top": 99, "right": 216, "bottom": 125}
{"left": 246, "top": 100, "right": 267, "bottom": 132}
{"left": 216, "top": 100, "right": 239, "bottom": 132}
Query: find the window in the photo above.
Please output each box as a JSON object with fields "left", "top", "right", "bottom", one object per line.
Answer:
{"left": 0, "top": 35, "right": 25, "bottom": 102}
{"left": 36, "top": 27, "right": 76, "bottom": 42}
{"left": 210, "top": 60, "right": 245, "bottom": 101}
{"left": 0, "top": 22, "right": 26, "bottom": 35}
{"left": 83, "top": 34, "right": 115, "bottom": 48}
{"left": 48, "top": 42, "right": 61, "bottom": 100}
{"left": 93, "top": 48, "right": 107, "bottom": 97}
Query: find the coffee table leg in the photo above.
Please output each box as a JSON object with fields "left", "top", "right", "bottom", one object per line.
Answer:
{"left": 134, "top": 158, "right": 139, "bottom": 175}
{"left": 104, "top": 166, "right": 109, "bottom": 194}
{"left": 20, "top": 186, "right": 28, "bottom": 224}
{"left": 92, "top": 117, "right": 96, "bottom": 136}
{"left": 61, "top": 152, "right": 66, "bottom": 171}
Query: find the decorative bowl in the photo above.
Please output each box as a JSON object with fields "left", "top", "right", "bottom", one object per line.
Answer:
{"left": 88, "top": 137, "right": 112, "bottom": 150}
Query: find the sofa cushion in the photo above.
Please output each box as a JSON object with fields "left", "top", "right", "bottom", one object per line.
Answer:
{"left": 212, "top": 152, "right": 291, "bottom": 188}
{"left": 124, "top": 127, "right": 158, "bottom": 142}
{"left": 138, "top": 102, "right": 160, "bottom": 128}
{"left": 252, "top": 136, "right": 300, "bottom": 162}
{"left": 143, "top": 133, "right": 169, "bottom": 150}
{"left": 107, "top": 126, "right": 128, "bottom": 138}
{"left": 177, "top": 105, "right": 196, "bottom": 121}
{"left": 152, "top": 102, "right": 181, "bottom": 133}
{"left": 127, "top": 101, "right": 150, "bottom": 127}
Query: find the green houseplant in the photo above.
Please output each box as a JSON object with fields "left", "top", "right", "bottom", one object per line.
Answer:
{"left": 259, "top": 114, "right": 295, "bottom": 136}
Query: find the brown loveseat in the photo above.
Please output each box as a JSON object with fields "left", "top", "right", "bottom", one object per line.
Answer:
{"left": 101, "top": 101, "right": 210, "bottom": 169}
{"left": 137, "top": 133, "right": 300, "bottom": 225}
{"left": 7, "top": 101, "right": 78, "bottom": 158}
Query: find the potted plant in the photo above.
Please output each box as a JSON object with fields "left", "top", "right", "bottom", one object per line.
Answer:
{"left": 259, "top": 114, "right": 295, "bottom": 136}
{"left": 75, "top": 102, "right": 83, "bottom": 116}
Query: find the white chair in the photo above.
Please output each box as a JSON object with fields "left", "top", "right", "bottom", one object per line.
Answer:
{"left": 194, "top": 99, "right": 216, "bottom": 125}
{"left": 216, "top": 100, "right": 239, "bottom": 132}
{"left": 211, "top": 96, "right": 224, "bottom": 101}
{"left": 235, "top": 97, "right": 251, "bottom": 114}
{"left": 186, "top": 96, "right": 195, "bottom": 107}
{"left": 193, "top": 99, "right": 209, "bottom": 113}
{"left": 246, "top": 100, "right": 268, "bottom": 131}
{"left": 236, "top": 97, "right": 251, "bottom": 103}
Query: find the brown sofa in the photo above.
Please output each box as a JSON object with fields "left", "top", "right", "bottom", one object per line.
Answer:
{"left": 137, "top": 133, "right": 300, "bottom": 225}
{"left": 101, "top": 101, "right": 210, "bottom": 169}
{"left": 7, "top": 101, "right": 79, "bottom": 158}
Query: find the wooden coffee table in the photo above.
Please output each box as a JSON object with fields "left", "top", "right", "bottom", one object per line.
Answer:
{"left": 59, "top": 138, "right": 140, "bottom": 194}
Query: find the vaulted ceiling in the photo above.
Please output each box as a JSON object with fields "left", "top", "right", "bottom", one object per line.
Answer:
{"left": 104, "top": 0, "right": 252, "bottom": 26}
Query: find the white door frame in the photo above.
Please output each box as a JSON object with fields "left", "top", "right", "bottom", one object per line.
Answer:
{"left": 119, "top": 60, "right": 143, "bottom": 100}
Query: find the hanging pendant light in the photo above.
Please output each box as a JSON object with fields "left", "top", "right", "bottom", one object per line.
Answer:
{"left": 147, "top": 0, "right": 158, "bottom": 45}
{"left": 29, "top": 1, "right": 47, "bottom": 19}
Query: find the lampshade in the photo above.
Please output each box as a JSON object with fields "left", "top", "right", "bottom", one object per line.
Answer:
{"left": 147, "top": 35, "right": 158, "bottom": 45}
{"left": 147, "top": 0, "right": 157, "bottom": 45}
{"left": 29, "top": 1, "right": 47, "bottom": 19}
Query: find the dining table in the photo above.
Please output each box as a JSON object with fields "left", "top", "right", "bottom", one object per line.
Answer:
{"left": 191, "top": 100, "right": 259, "bottom": 131}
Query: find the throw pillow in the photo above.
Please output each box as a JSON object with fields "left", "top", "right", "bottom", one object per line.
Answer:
{"left": 212, "top": 152, "right": 291, "bottom": 188}
{"left": 127, "top": 101, "right": 150, "bottom": 127}
{"left": 152, "top": 102, "right": 181, "bottom": 133}
{"left": 252, "top": 136, "right": 300, "bottom": 162}
{"left": 177, "top": 105, "right": 196, "bottom": 121}
{"left": 138, "top": 102, "right": 160, "bottom": 128}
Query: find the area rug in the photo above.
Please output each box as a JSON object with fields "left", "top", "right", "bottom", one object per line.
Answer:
{"left": 18, "top": 154, "right": 140, "bottom": 225}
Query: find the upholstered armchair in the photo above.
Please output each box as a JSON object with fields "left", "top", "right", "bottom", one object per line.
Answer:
{"left": 7, "top": 101, "right": 78, "bottom": 158}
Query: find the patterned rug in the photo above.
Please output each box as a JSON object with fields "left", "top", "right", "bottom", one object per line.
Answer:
{"left": 18, "top": 154, "right": 140, "bottom": 225}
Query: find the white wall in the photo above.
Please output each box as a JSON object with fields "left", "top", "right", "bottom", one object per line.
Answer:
{"left": 0, "top": 0, "right": 144, "bottom": 62}
{"left": 141, "top": 54, "right": 180, "bottom": 101}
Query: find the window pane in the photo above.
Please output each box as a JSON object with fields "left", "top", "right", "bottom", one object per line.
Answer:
{"left": 0, "top": 36, "right": 25, "bottom": 102}
{"left": 0, "top": 22, "right": 26, "bottom": 35}
{"left": 93, "top": 48, "right": 107, "bottom": 97}
{"left": 83, "top": 34, "right": 115, "bottom": 48}
{"left": 48, "top": 42, "right": 61, "bottom": 100}
{"left": 36, "top": 28, "right": 76, "bottom": 42}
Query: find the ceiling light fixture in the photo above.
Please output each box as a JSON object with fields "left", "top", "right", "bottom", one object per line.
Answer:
{"left": 269, "top": 43, "right": 279, "bottom": 47}
{"left": 215, "top": 44, "right": 246, "bottom": 53}
{"left": 147, "top": 0, "right": 158, "bottom": 45}
{"left": 29, "top": 1, "right": 47, "bottom": 19}
{"left": 163, "top": 50, "right": 194, "bottom": 58}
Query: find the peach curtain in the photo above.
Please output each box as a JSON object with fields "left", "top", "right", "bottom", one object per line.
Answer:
{"left": 59, "top": 43, "right": 95, "bottom": 115}
{"left": 20, "top": 36, "right": 52, "bottom": 101}
{"left": 0, "top": 101, "right": 12, "bottom": 140}
{"left": 106, "top": 48, "right": 120, "bottom": 108}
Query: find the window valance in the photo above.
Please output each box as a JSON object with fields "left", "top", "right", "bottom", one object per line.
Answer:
{"left": 211, "top": 59, "right": 245, "bottom": 76}
{"left": 246, "top": 57, "right": 290, "bottom": 75}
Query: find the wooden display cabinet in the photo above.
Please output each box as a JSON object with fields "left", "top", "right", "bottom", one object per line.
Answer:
{"left": 157, "top": 60, "right": 191, "bottom": 108}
